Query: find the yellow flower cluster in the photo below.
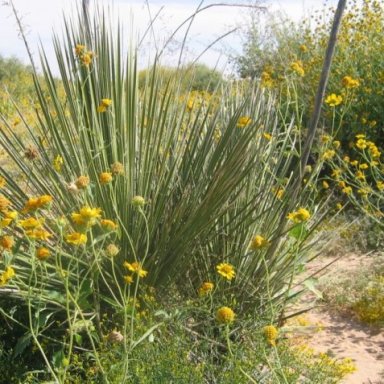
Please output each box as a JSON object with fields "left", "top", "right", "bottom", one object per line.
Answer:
{"left": 0, "top": 266, "right": 15, "bottom": 286}
{"left": 22, "top": 195, "right": 53, "bottom": 213}
{"left": 75, "top": 44, "right": 94, "bottom": 67}
{"left": 71, "top": 206, "right": 102, "bottom": 227}
{"left": 322, "top": 149, "right": 336, "bottom": 161}
{"left": 263, "top": 325, "right": 278, "bottom": 346}
{"left": 123, "top": 261, "right": 148, "bottom": 278}
{"left": 97, "top": 98, "right": 112, "bottom": 113}
{"left": 290, "top": 60, "right": 305, "bottom": 76}
{"left": 287, "top": 207, "right": 311, "bottom": 223}
{"left": 341, "top": 75, "right": 360, "bottom": 89}
{"left": 237, "top": 116, "right": 252, "bottom": 128}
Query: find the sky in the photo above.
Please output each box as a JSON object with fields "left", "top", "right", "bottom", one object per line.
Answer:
{"left": 0, "top": 0, "right": 338, "bottom": 74}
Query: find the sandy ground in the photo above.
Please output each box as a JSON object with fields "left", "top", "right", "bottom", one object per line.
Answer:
{"left": 290, "top": 253, "right": 384, "bottom": 384}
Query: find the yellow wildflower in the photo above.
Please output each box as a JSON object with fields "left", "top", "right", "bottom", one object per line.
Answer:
{"left": 322, "top": 180, "right": 329, "bottom": 189}
{"left": 72, "top": 206, "right": 102, "bottom": 227}
{"left": 26, "top": 229, "right": 52, "bottom": 241}
{"left": 325, "top": 93, "right": 342, "bottom": 107}
{"left": 356, "top": 138, "right": 368, "bottom": 149}
{"left": 237, "top": 116, "right": 252, "bottom": 128}
{"left": 75, "top": 44, "right": 86, "bottom": 56}
{"left": 263, "top": 132, "right": 272, "bottom": 140}
{"left": 198, "top": 282, "right": 214, "bottom": 296}
{"left": 342, "top": 186, "right": 352, "bottom": 195}
{"left": 66, "top": 232, "right": 87, "bottom": 245}
{"left": 19, "top": 217, "right": 44, "bottom": 229}
{"left": 0, "top": 235, "right": 14, "bottom": 250}
{"left": 322, "top": 149, "right": 336, "bottom": 160}
{"left": 123, "top": 261, "right": 148, "bottom": 278}
{"left": 0, "top": 211, "right": 18, "bottom": 228}
{"left": 263, "top": 325, "right": 278, "bottom": 346}
{"left": 341, "top": 75, "right": 360, "bottom": 89}
{"left": 36, "top": 247, "right": 50, "bottom": 261}
{"left": 99, "top": 172, "right": 112, "bottom": 184}
{"left": 97, "top": 99, "right": 112, "bottom": 113}
{"left": 0, "top": 266, "right": 15, "bottom": 286}
{"left": 287, "top": 208, "right": 311, "bottom": 223}
{"left": 100, "top": 219, "right": 117, "bottom": 231}
{"left": 249, "top": 235, "right": 269, "bottom": 250}
{"left": 75, "top": 175, "right": 90, "bottom": 189}
{"left": 0, "top": 176, "right": 6, "bottom": 189}
{"left": 216, "top": 306, "right": 235, "bottom": 324}
{"left": 290, "top": 60, "right": 305, "bottom": 76}
{"left": 23, "top": 195, "right": 53, "bottom": 213}
{"left": 376, "top": 181, "right": 384, "bottom": 191}
{"left": 124, "top": 275, "right": 134, "bottom": 284}
{"left": 216, "top": 263, "right": 235, "bottom": 281}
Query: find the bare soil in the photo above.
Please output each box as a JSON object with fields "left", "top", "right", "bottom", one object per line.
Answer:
{"left": 291, "top": 253, "right": 384, "bottom": 384}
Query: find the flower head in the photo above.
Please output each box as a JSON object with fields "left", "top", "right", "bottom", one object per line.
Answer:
{"left": 111, "top": 162, "right": 124, "bottom": 175}
{"left": 97, "top": 99, "right": 112, "bottom": 113}
{"left": 216, "top": 263, "right": 235, "bottom": 280}
{"left": 341, "top": 76, "right": 360, "bottom": 89}
{"left": 100, "top": 219, "right": 118, "bottom": 231}
{"left": 237, "top": 116, "right": 252, "bottom": 128}
{"left": 123, "top": 261, "right": 148, "bottom": 278}
{"left": 287, "top": 208, "right": 311, "bottom": 223}
{"left": 325, "top": 93, "right": 342, "bottom": 107}
{"left": 23, "top": 195, "right": 53, "bottom": 213}
{"left": 249, "top": 235, "right": 269, "bottom": 250}
{"left": 216, "top": 306, "right": 235, "bottom": 324}
{"left": 0, "top": 266, "right": 15, "bottom": 286}
{"left": 132, "top": 195, "right": 146, "bottom": 208}
{"left": 99, "top": 172, "right": 113, "bottom": 184}
{"left": 36, "top": 247, "right": 50, "bottom": 261}
{"left": 105, "top": 243, "right": 120, "bottom": 257}
{"left": 263, "top": 325, "right": 278, "bottom": 346}
{"left": 198, "top": 282, "right": 214, "bottom": 296}
{"left": 19, "top": 217, "right": 44, "bottom": 229}
{"left": 66, "top": 232, "right": 87, "bottom": 246}
{"left": 0, "top": 235, "right": 14, "bottom": 250}
{"left": 75, "top": 176, "right": 90, "bottom": 189}
{"left": 290, "top": 60, "right": 305, "bottom": 76}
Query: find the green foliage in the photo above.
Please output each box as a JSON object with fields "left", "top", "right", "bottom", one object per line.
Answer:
{"left": 139, "top": 62, "right": 223, "bottom": 93}
{"left": 236, "top": 0, "right": 384, "bottom": 149}
{"left": 0, "top": 4, "right": 341, "bottom": 383}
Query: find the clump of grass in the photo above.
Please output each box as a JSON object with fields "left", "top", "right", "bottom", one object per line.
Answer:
{"left": 0, "top": 2, "right": 344, "bottom": 382}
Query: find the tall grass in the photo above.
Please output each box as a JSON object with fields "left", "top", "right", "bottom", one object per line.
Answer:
{"left": 0, "top": 3, "right": 337, "bottom": 382}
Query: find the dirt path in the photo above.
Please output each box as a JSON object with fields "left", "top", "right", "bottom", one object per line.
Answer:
{"left": 291, "top": 253, "right": 384, "bottom": 383}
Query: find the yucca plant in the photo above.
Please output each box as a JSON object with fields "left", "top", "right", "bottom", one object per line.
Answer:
{"left": 0, "top": 3, "right": 339, "bottom": 382}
